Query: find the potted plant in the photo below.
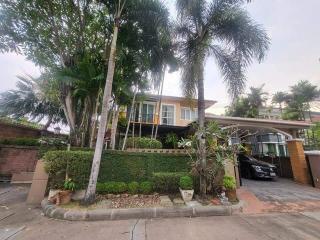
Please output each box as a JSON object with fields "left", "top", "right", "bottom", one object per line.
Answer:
{"left": 179, "top": 176, "right": 194, "bottom": 202}
{"left": 223, "top": 176, "right": 237, "bottom": 202}
{"left": 48, "top": 178, "right": 76, "bottom": 205}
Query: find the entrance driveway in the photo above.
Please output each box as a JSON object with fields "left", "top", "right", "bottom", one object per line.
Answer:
{"left": 239, "top": 178, "right": 320, "bottom": 213}
{"left": 243, "top": 178, "right": 320, "bottom": 202}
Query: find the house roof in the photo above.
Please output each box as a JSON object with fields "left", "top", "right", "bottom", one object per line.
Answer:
{"left": 141, "top": 94, "right": 216, "bottom": 109}
{"left": 205, "top": 114, "right": 313, "bottom": 130}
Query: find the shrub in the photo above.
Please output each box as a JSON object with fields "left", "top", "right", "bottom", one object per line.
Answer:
{"left": 152, "top": 172, "right": 189, "bottom": 193}
{"left": 96, "top": 182, "right": 127, "bottom": 194}
{"left": 140, "top": 181, "right": 153, "bottom": 194}
{"left": 0, "top": 137, "right": 40, "bottom": 146}
{"left": 115, "top": 182, "right": 128, "bottom": 193}
{"left": 128, "top": 181, "right": 140, "bottom": 194}
{"left": 44, "top": 150, "right": 189, "bottom": 189}
{"left": 223, "top": 176, "right": 236, "bottom": 190}
{"left": 179, "top": 176, "right": 193, "bottom": 190}
{"left": 126, "top": 137, "right": 162, "bottom": 149}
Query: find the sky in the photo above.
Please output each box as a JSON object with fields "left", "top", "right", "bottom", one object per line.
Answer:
{"left": 1, "top": 0, "right": 320, "bottom": 115}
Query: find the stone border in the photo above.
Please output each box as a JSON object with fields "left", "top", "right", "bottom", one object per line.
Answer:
{"left": 41, "top": 199, "right": 244, "bottom": 221}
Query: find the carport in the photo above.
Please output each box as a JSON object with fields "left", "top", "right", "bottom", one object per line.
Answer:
{"left": 205, "top": 114, "right": 314, "bottom": 186}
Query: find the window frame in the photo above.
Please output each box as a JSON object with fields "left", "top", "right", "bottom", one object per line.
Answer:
{"left": 161, "top": 104, "right": 175, "bottom": 125}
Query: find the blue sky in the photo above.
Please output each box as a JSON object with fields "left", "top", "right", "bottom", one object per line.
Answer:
{"left": 1, "top": 0, "right": 320, "bottom": 114}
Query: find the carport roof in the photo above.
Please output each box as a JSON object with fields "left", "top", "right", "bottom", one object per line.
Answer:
{"left": 205, "top": 114, "right": 313, "bottom": 130}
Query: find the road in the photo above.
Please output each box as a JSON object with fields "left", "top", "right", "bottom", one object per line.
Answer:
{"left": 1, "top": 184, "right": 320, "bottom": 240}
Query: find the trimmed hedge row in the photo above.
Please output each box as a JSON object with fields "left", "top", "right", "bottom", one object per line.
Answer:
{"left": 44, "top": 150, "right": 190, "bottom": 189}
{"left": 126, "top": 137, "right": 162, "bottom": 149}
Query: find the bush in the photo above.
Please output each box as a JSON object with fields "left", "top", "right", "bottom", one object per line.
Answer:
{"left": 126, "top": 137, "right": 162, "bottom": 149}
{"left": 44, "top": 150, "right": 189, "bottom": 189}
{"left": 140, "top": 181, "right": 153, "bottom": 194}
{"left": 0, "top": 137, "right": 40, "bottom": 146}
{"left": 115, "top": 182, "right": 128, "bottom": 193}
{"left": 128, "top": 181, "right": 140, "bottom": 194}
{"left": 179, "top": 176, "right": 193, "bottom": 190}
{"left": 96, "top": 181, "right": 127, "bottom": 194}
{"left": 153, "top": 172, "right": 189, "bottom": 193}
{"left": 223, "top": 176, "right": 236, "bottom": 190}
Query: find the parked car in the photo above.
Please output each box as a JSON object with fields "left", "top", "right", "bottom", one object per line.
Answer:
{"left": 238, "top": 154, "right": 277, "bottom": 180}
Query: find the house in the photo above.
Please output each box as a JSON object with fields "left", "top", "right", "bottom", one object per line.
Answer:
{"left": 121, "top": 94, "right": 216, "bottom": 139}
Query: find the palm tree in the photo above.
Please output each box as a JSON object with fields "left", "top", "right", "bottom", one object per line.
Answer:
{"left": 175, "top": 0, "right": 269, "bottom": 195}
{"left": 247, "top": 85, "right": 268, "bottom": 108}
{"left": 83, "top": 0, "right": 173, "bottom": 204}
{"left": 272, "top": 91, "right": 289, "bottom": 114}
{"left": 0, "top": 75, "right": 65, "bottom": 130}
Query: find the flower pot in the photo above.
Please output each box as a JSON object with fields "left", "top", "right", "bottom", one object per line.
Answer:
{"left": 225, "top": 189, "right": 237, "bottom": 202}
{"left": 48, "top": 189, "right": 72, "bottom": 205}
{"left": 179, "top": 188, "right": 194, "bottom": 203}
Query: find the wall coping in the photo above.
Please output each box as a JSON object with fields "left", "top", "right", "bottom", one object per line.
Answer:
{"left": 125, "top": 148, "right": 188, "bottom": 154}
{"left": 305, "top": 151, "right": 320, "bottom": 156}
{"left": 286, "top": 139, "right": 304, "bottom": 143}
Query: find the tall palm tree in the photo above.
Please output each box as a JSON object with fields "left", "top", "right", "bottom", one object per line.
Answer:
{"left": 272, "top": 91, "right": 289, "bottom": 114}
{"left": 175, "top": 0, "right": 269, "bottom": 195}
{"left": 0, "top": 75, "right": 65, "bottom": 130}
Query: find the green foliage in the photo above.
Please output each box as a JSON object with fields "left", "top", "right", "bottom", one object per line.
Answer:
{"left": 126, "top": 137, "right": 162, "bottom": 149}
{"left": 226, "top": 85, "right": 267, "bottom": 118}
{"left": 128, "top": 181, "right": 140, "bottom": 194}
{"left": 39, "top": 137, "right": 68, "bottom": 147}
{"left": 164, "top": 133, "right": 179, "bottom": 149}
{"left": 223, "top": 176, "right": 236, "bottom": 190}
{"left": 140, "top": 181, "right": 153, "bottom": 194}
{"left": 179, "top": 176, "right": 193, "bottom": 190}
{"left": 152, "top": 172, "right": 189, "bottom": 193}
{"left": 96, "top": 182, "right": 127, "bottom": 194}
{"left": 179, "top": 121, "right": 241, "bottom": 193}
{"left": 63, "top": 179, "right": 76, "bottom": 191}
{"left": 0, "top": 138, "right": 40, "bottom": 146}
{"left": 44, "top": 150, "right": 189, "bottom": 189}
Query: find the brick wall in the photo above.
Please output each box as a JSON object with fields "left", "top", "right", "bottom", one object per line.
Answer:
{"left": 0, "top": 145, "right": 39, "bottom": 176}
{"left": 287, "top": 139, "right": 311, "bottom": 185}
{"left": 0, "top": 122, "right": 42, "bottom": 139}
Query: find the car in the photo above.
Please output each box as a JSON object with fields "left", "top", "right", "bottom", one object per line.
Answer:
{"left": 238, "top": 154, "right": 277, "bottom": 180}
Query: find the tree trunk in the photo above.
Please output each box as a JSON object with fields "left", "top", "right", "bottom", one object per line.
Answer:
{"left": 83, "top": 22, "right": 119, "bottom": 204}
{"left": 89, "top": 95, "right": 100, "bottom": 148}
{"left": 42, "top": 115, "right": 53, "bottom": 130}
{"left": 154, "top": 70, "right": 165, "bottom": 140}
{"left": 110, "top": 104, "right": 120, "bottom": 150}
{"left": 122, "top": 91, "right": 137, "bottom": 150}
{"left": 197, "top": 65, "right": 206, "bottom": 197}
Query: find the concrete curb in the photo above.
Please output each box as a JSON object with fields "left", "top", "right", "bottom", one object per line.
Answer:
{"left": 41, "top": 199, "right": 244, "bottom": 221}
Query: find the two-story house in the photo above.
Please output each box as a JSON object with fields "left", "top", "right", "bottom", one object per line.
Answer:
{"left": 122, "top": 94, "right": 216, "bottom": 138}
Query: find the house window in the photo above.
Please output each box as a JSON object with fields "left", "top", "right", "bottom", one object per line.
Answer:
{"left": 181, "top": 107, "right": 197, "bottom": 121}
{"left": 141, "top": 103, "right": 155, "bottom": 123}
{"left": 161, "top": 105, "right": 174, "bottom": 125}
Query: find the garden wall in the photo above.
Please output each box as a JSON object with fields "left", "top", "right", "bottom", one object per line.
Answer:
{"left": 0, "top": 145, "right": 39, "bottom": 176}
{"left": 0, "top": 122, "right": 42, "bottom": 139}
{"left": 44, "top": 150, "right": 191, "bottom": 189}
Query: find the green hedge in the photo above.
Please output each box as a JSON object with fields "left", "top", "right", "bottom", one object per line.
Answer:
{"left": 126, "top": 137, "right": 162, "bottom": 149}
{"left": 152, "top": 172, "right": 189, "bottom": 193}
{"left": 0, "top": 138, "right": 40, "bottom": 146}
{"left": 44, "top": 150, "right": 190, "bottom": 189}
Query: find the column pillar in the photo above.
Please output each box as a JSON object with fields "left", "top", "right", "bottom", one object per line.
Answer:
{"left": 27, "top": 160, "right": 49, "bottom": 204}
{"left": 287, "top": 139, "right": 311, "bottom": 185}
